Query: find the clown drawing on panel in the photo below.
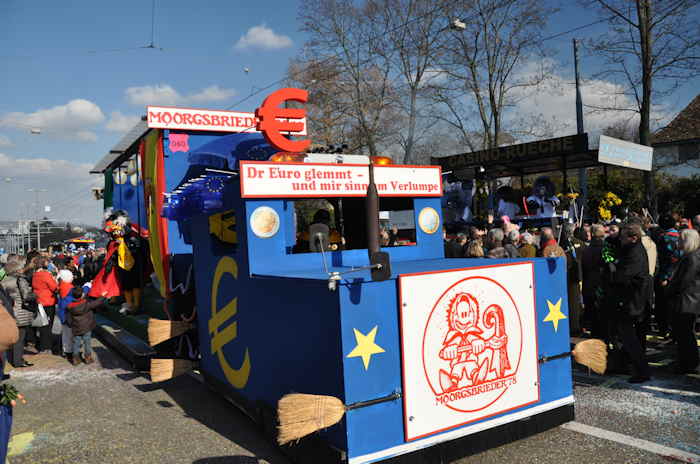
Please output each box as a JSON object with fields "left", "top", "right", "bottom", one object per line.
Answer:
{"left": 438, "top": 293, "right": 510, "bottom": 393}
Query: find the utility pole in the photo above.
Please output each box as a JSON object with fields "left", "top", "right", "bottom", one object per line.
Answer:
{"left": 24, "top": 204, "right": 31, "bottom": 251}
{"left": 17, "top": 219, "right": 22, "bottom": 254}
{"left": 573, "top": 39, "right": 587, "bottom": 215}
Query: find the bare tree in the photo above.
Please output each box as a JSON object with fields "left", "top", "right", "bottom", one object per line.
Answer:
{"left": 584, "top": 0, "right": 700, "bottom": 214}
{"left": 297, "top": 0, "right": 401, "bottom": 156}
{"left": 602, "top": 120, "right": 640, "bottom": 143}
{"left": 431, "top": 0, "right": 556, "bottom": 151}
{"left": 287, "top": 57, "right": 356, "bottom": 148}
{"left": 367, "top": 0, "right": 452, "bottom": 163}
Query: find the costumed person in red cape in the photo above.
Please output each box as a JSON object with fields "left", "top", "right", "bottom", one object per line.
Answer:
{"left": 89, "top": 210, "right": 128, "bottom": 301}
{"left": 117, "top": 217, "right": 149, "bottom": 315}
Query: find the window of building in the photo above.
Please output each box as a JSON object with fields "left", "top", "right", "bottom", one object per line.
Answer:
{"left": 679, "top": 142, "right": 700, "bottom": 163}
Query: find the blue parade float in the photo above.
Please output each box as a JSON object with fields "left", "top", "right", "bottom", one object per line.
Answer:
{"left": 163, "top": 144, "right": 577, "bottom": 463}
{"left": 98, "top": 95, "right": 596, "bottom": 463}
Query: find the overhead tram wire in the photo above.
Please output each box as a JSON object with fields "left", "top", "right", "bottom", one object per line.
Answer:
{"left": 1, "top": 1, "right": 162, "bottom": 59}
{"left": 151, "top": 0, "right": 157, "bottom": 48}
{"left": 538, "top": 17, "right": 612, "bottom": 43}
{"left": 224, "top": 12, "right": 612, "bottom": 112}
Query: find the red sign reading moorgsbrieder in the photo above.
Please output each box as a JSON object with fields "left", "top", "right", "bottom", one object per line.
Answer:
{"left": 147, "top": 105, "right": 307, "bottom": 134}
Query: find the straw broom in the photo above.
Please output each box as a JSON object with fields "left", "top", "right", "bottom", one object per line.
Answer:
{"left": 278, "top": 394, "right": 347, "bottom": 445}
{"left": 148, "top": 318, "right": 193, "bottom": 346}
{"left": 278, "top": 392, "right": 401, "bottom": 445}
{"left": 539, "top": 338, "right": 607, "bottom": 375}
{"left": 571, "top": 338, "right": 607, "bottom": 374}
{"left": 150, "top": 359, "right": 194, "bottom": 383}
{"left": 277, "top": 339, "right": 606, "bottom": 444}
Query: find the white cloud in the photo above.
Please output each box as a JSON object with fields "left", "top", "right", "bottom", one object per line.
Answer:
{"left": 0, "top": 99, "right": 104, "bottom": 142}
{"left": 105, "top": 111, "right": 141, "bottom": 133}
{"left": 506, "top": 62, "right": 672, "bottom": 141}
{"left": 0, "top": 135, "right": 12, "bottom": 147}
{"left": 125, "top": 84, "right": 237, "bottom": 106}
{"left": 188, "top": 85, "right": 237, "bottom": 103}
{"left": 0, "top": 153, "right": 102, "bottom": 225}
{"left": 76, "top": 130, "right": 98, "bottom": 142}
{"left": 422, "top": 68, "right": 449, "bottom": 86}
{"left": 234, "top": 25, "right": 293, "bottom": 51}
{"left": 126, "top": 84, "right": 181, "bottom": 106}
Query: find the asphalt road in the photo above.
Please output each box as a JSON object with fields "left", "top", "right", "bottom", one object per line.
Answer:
{"left": 6, "top": 339, "right": 699, "bottom": 464}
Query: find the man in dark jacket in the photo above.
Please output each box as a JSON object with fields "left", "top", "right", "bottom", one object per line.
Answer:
{"left": 611, "top": 223, "right": 652, "bottom": 383}
{"left": 654, "top": 214, "right": 682, "bottom": 337}
{"left": 445, "top": 233, "right": 467, "bottom": 258}
{"left": 582, "top": 225, "right": 606, "bottom": 337}
{"left": 67, "top": 288, "right": 106, "bottom": 365}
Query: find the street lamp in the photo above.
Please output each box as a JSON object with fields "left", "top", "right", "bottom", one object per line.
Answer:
{"left": 450, "top": 18, "right": 466, "bottom": 31}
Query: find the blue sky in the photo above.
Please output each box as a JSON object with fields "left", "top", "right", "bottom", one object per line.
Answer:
{"left": 0, "top": 0, "right": 698, "bottom": 226}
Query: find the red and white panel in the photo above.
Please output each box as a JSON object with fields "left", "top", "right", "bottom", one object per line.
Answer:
{"left": 398, "top": 262, "right": 539, "bottom": 441}
{"left": 239, "top": 161, "right": 442, "bottom": 198}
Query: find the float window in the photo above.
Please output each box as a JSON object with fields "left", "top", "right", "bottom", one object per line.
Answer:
{"left": 290, "top": 197, "right": 416, "bottom": 253}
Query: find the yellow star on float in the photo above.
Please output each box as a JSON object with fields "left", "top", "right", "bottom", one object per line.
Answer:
{"left": 347, "top": 326, "right": 385, "bottom": 370}
{"left": 543, "top": 298, "right": 567, "bottom": 332}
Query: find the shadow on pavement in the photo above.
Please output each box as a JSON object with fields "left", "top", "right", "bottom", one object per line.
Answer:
{"left": 93, "top": 345, "right": 132, "bottom": 370}
{"left": 131, "top": 373, "right": 290, "bottom": 464}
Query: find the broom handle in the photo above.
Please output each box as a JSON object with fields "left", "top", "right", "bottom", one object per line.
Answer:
{"left": 346, "top": 392, "right": 401, "bottom": 411}
{"left": 538, "top": 351, "right": 572, "bottom": 364}
{"left": 455, "top": 335, "right": 506, "bottom": 354}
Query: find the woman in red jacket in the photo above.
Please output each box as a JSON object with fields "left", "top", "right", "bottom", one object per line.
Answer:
{"left": 31, "top": 257, "right": 59, "bottom": 354}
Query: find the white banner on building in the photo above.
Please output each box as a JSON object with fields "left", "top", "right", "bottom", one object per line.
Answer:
{"left": 239, "top": 161, "right": 442, "bottom": 198}
{"left": 399, "top": 262, "right": 538, "bottom": 441}
{"left": 147, "top": 106, "right": 306, "bottom": 134}
{"left": 598, "top": 134, "right": 653, "bottom": 171}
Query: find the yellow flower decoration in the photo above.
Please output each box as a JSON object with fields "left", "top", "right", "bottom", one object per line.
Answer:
{"left": 598, "top": 192, "right": 621, "bottom": 221}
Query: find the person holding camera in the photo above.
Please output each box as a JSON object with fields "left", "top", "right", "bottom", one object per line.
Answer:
{"left": 610, "top": 224, "right": 652, "bottom": 383}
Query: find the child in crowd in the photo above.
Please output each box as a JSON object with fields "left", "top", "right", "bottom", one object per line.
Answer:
{"left": 66, "top": 288, "right": 106, "bottom": 365}
{"left": 57, "top": 270, "right": 75, "bottom": 363}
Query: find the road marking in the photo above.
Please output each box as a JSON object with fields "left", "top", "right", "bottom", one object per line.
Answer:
{"left": 562, "top": 421, "right": 700, "bottom": 463}
{"left": 641, "top": 385, "right": 700, "bottom": 397}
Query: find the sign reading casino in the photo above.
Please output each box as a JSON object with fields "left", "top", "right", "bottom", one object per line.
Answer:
{"left": 432, "top": 134, "right": 589, "bottom": 170}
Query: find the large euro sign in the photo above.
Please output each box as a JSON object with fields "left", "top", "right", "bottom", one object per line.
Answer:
{"left": 210, "top": 256, "right": 251, "bottom": 389}
{"left": 255, "top": 88, "right": 311, "bottom": 153}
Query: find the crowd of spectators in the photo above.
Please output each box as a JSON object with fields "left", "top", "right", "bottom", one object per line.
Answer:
{"left": 0, "top": 248, "right": 107, "bottom": 368}
{"left": 443, "top": 212, "right": 700, "bottom": 382}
